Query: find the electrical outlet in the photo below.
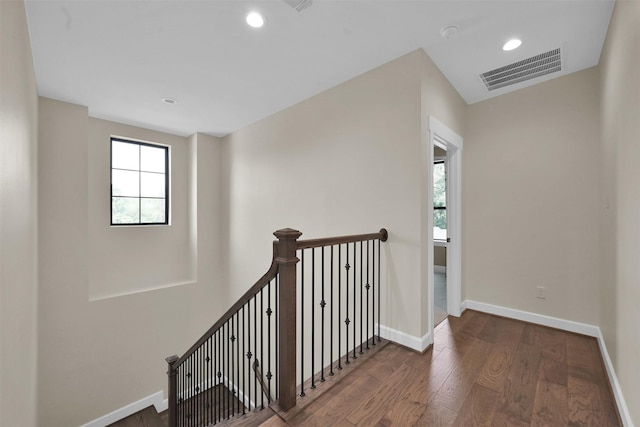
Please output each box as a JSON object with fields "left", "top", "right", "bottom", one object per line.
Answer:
{"left": 536, "top": 286, "right": 546, "bottom": 299}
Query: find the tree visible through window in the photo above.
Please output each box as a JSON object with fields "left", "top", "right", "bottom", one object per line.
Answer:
{"left": 111, "top": 138, "right": 169, "bottom": 225}
{"left": 434, "top": 160, "right": 446, "bottom": 240}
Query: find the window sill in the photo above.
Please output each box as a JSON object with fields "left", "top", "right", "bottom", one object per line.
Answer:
{"left": 434, "top": 239, "right": 448, "bottom": 247}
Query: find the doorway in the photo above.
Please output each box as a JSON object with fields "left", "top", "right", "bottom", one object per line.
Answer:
{"left": 426, "top": 116, "right": 463, "bottom": 344}
{"left": 433, "top": 147, "right": 448, "bottom": 326}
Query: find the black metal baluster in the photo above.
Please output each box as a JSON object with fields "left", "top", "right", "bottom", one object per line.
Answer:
{"left": 353, "top": 241, "right": 357, "bottom": 360}
{"left": 330, "top": 245, "right": 335, "bottom": 376}
{"left": 185, "top": 361, "right": 188, "bottom": 427}
{"left": 196, "top": 346, "right": 204, "bottom": 423}
{"left": 267, "top": 280, "right": 272, "bottom": 403}
{"left": 189, "top": 355, "right": 193, "bottom": 427}
{"left": 196, "top": 348, "right": 199, "bottom": 425}
{"left": 175, "top": 364, "right": 178, "bottom": 427}
{"left": 195, "top": 351, "right": 198, "bottom": 426}
{"left": 366, "top": 240, "right": 370, "bottom": 350}
{"left": 199, "top": 346, "right": 203, "bottom": 425}
{"left": 228, "top": 321, "right": 232, "bottom": 418}
{"left": 372, "top": 241, "right": 376, "bottom": 347}
{"left": 311, "top": 248, "right": 316, "bottom": 389}
{"left": 253, "top": 294, "right": 257, "bottom": 408}
{"left": 242, "top": 305, "right": 246, "bottom": 415}
{"left": 230, "top": 317, "right": 235, "bottom": 417}
{"left": 360, "top": 240, "right": 364, "bottom": 354}
{"left": 182, "top": 363, "right": 186, "bottom": 427}
{"left": 175, "top": 364, "right": 179, "bottom": 427}
{"left": 378, "top": 238, "right": 381, "bottom": 342}
{"left": 202, "top": 345, "right": 205, "bottom": 423}
{"left": 222, "top": 327, "right": 225, "bottom": 421}
{"left": 216, "top": 330, "right": 220, "bottom": 423}
{"left": 183, "top": 362, "right": 185, "bottom": 427}
{"left": 194, "top": 353, "right": 197, "bottom": 427}
{"left": 208, "top": 336, "right": 211, "bottom": 425}
{"left": 194, "top": 354, "right": 198, "bottom": 426}
{"left": 337, "top": 244, "right": 342, "bottom": 370}
{"left": 223, "top": 323, "right": 226, "bottom": 419}
{"left": 345, "top": 243, "right": 350, "bottom": 365}
{"left": 275, "top": 275, "right": 279, "bottom": 399}
{"left": 300, "top": 249, "right": 306, "bottom": 396}
{"left": 260, "top": 287, "right": 264, "bottom": 409}
{"left": 236, "top": 311, "right": 240, "bottom": 414}
{"left": 321, "top": 246, "right": 326, "bottom": 382}
{"left": 246, "top": 302, "right": 251, "bottom": 414}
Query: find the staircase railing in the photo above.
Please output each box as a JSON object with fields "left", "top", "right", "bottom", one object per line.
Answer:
{"left": 166, "top": 227, "right": 388, "bottom": 427}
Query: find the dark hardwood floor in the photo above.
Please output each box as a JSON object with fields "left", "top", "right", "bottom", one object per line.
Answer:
{"left": 258, "top": 310, "right": 622, "bottom": 426}
{"left": 107, "top": 405, "right": 167, "bottom": 427}
{"left": 112, "top": 310, "right": 622, "bottom": 426}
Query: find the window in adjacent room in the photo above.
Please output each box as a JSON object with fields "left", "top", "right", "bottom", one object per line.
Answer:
{"left": 111, "top": 137, "right": 169, "bottom": 225}
{"left": 433, "top": 159, "right": 446, "bottom": 241}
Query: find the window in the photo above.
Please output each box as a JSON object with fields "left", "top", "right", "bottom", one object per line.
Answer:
{"left": 111, "top": 138, "right": 169, "bottom": 225}
{"left": 434, "top": 159, "right": 446, "bottom": 241}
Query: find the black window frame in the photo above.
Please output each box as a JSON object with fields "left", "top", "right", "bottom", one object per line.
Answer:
{"left": 110, "top": 137, "right": 169, "bottom": 226}
{"left": 433, "top": 159, "right": 447, "bottom": 240}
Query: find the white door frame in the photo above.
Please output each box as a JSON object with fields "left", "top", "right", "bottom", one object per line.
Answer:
{"left": 426, "top": 116, "right": 463, "bottom": 341}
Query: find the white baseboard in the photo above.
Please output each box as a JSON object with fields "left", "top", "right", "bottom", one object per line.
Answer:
{"left": 462, "top": 300, "right": 634, "bottom": 427}
{"left": 462, "top": 300, "right": 599, "bottom": 337}
{"left": 81, "top": 390, "right": 166, "bottom": 427}
{"left": 596, "top": 330, "right": 634, "bottom": 427}
{"left": 434, "top": 265, "right": 446, "bottom": 274}
{"left": 378, "top": 324, "right": 431, "bottom": 352}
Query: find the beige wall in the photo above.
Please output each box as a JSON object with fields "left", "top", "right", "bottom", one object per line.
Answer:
{"left": 0, "top": 1, "right": 39, "bottom": 425}
{"left": 38, "top": 98, "right": 226, "bottom": 426}
{"left": 464, "top": 68, "right": 601, "bottom": 325}
{"left": 599, "top": 0, "right": 640, "bottom": 423}
{"left": 223, "top": 49, "right": 465, "bottom": 339}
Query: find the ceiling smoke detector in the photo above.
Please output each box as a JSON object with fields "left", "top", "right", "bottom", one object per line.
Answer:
{"left": 440, "top": 25, "right": 459, "bottom": 39}
{"left": 479, "top": 48, "right": 562, "bottom": 91}
{"left": 283, "top": 0, "right": 313, "bottom": 12}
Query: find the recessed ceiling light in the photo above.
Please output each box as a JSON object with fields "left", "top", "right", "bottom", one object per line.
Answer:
{"left": 503, "top": 39, "right": 522, "bottom": 51}
{"left": 246, "top": 12, "right": 264, "bottom": 28}
{"left": 161, "top": 97, "right": 177, "bottom": 105}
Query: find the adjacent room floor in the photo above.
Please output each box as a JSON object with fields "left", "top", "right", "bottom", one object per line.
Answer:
{"left": 434, "top": 271, "right": 447, "bottom": 326}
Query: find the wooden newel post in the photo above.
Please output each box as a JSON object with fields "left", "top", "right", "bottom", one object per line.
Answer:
{"left": 274, "top": 228, "right": 302, "bottom": 411}
{"left": 166, "top": 355, "right": 179, "bottom": 427}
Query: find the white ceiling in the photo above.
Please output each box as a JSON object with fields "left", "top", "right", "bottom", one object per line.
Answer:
{"left": 24, "top": 0, "right": 614, "bottom": 137}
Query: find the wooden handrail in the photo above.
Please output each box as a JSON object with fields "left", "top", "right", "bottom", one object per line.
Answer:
{"left": 172, "top": 241, "right": 280, "bottom": 368}
{"left": 296, "top": 228, "right": 388, "bottom": 250}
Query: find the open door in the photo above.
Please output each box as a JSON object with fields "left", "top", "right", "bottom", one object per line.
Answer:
{"left": 426, "top": 116, "right": 463, "bottom": 343}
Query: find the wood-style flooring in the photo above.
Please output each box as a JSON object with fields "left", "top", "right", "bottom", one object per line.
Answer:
{"left": 256, "top": 310, "right": 621, "bottom": 426}
{"left": 112, "top": 310, "right": 622, "bottom": 426}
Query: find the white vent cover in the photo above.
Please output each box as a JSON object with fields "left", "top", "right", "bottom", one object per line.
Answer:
{"left": 479, "top": 48, "right": 562, "bottom": 91}
{"left": 283, "top": 0, "right": 313, "bottom": 12}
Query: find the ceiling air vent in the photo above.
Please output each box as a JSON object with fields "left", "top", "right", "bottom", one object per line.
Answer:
{"left": 283, "top": 0, "right": 313, "bottom": 12}
{"left": 479, "top": 48, "right": 562, "bottom": 91}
